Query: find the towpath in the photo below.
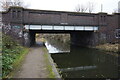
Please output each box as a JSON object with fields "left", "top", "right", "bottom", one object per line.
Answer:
{"left": 13, "top": 43, "right": 49, "bottom": 78}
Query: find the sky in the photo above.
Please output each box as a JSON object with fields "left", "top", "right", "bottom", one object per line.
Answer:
{"left": 4, "top": 0, "right": 120, "bottom": 14}
{"left": 23, "top": 0, "right": 120, "bottom": 14}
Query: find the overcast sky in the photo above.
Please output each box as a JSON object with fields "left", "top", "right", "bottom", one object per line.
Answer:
{"left": 23, "top": 0, "right": 119, "bottom": 14}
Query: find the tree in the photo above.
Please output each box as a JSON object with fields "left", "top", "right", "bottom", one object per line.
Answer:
{"left": 113, "top": 8, "right": 118, "bottom": 13}
{"left": 75, "top": 4, "right": 88, "bottom": 12}
{"left": 75, "top": 2, "right": 95, "bottom": 13}
{"left": 0, "top": 0, "right": 28, "bottom": 11}
{"left": 87, "top": 2, "right": 95, "bottom": 13}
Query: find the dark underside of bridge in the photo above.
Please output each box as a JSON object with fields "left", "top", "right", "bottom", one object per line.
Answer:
{"left": 24, "top": 30, "right": 98, "bottom": 47}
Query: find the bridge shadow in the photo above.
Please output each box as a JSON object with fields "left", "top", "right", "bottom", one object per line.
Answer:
{"left": 31, "top": 42, "right": 45, "bottom": 48}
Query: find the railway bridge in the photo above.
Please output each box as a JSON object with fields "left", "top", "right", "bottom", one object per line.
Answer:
{"left": 1, "top": 7, "right": 120, "bottom": 47}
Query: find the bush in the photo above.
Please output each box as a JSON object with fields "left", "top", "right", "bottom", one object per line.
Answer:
{"left": 2, "top": 34, "right": 18, "bottom": 49}
{"left": 2, "top": 34, "right": 28, "bottom": 78}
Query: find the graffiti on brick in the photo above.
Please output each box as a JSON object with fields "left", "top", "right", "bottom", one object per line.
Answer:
{"left": 2, "top": 24, "right": 11, "bottom": 34}
{"left": 23, "top": 32, "right": 30, "bottom": 46}
{"left": 12, "top": 26, "right": 21, "bottom": 29}
{"left": 24, "top": 32, "right": 29, "bottom": 40}
{"left": 11, "top": 26, "right": 22, "bottom": 37}
{"left": 115, "top": 29, "right": 120, "bottom": 38}
{"left": 18, "top": 30, "right": 23, "bottom": 38}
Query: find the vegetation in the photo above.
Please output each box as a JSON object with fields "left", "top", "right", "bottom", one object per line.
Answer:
{"left": 95, "top": 43, "right": 118, "bottom": 53}
{"left": 0, "top": 31, "right": 2, "bottom": 79}
{"left": 2, "top": 34, "right": 29, "bottom": 78}
{"left": 0, "top": 55, "right": 2, "bottom": 79}
{"left": 75, "top": 1, "right": 95, "bottom": 13}
{"left": 43, "top": 47, "right": 56, "bottom": 78}
{"left": 0, "top": 0, "right": 28, "bottom": 11}
{"left": 43, "top": 34, "right": 70, "bottom": 44}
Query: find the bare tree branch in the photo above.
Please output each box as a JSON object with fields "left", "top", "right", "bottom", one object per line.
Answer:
{"left": 75, "top": 4, "right": 88, "bottom": 12}
{"left": 75, "top": 4, "right": 81, "bottom": 12}
{"left": 75, "top": 2, "right": 95, "bottom": 13}
{"left": 87, "top": 2, "right": 95, "bottom": 13}
{"left": 81, "top": 4, "right": 88, "bottom": 12}
{"left": 0, "top": 0, "right": 28, "bottom": 11}
{"left": 113, "top": 8, "right": 118, "bottom": 13}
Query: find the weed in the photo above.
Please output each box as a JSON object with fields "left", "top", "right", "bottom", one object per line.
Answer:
{"left": 2, "top": 34, "right": 29, "bottom": 78}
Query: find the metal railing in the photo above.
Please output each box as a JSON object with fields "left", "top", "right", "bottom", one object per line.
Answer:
{"left": 24, "top": 25, "right": 98, "bottom": 31}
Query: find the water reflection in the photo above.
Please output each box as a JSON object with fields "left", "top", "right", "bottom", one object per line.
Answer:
{"left": 45, "top": 41, "right": 70, "bottom": 53}
{"left": 45, "top": 40, "right": 119, "bottom": 78}
{"left": 60, "top": 66, "right": 97, "bottom": 72}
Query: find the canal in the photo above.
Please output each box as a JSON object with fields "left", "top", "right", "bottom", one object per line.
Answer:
{"left": 44, "top": 38, "right": 119, "bottom": 78}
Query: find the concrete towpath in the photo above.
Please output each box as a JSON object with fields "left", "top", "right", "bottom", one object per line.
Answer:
{"left": 13, "top": 43, "right": 49, "bottom": 78}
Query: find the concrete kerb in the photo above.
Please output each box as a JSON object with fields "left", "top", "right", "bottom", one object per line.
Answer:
{"left": 47, "top": 52, "right": 62, "bottom": 79}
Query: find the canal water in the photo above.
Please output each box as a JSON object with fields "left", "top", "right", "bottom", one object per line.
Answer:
{"left": 45, "top": 39, "right": 119, "bottom": 78}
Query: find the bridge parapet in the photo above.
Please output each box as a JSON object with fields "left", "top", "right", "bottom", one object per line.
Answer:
{"left": 23, "top": 10, "right": 99, "bottom": 26}
{"left": 2, "top": 7, "right": 23, "bottom": 24}
{"left": 2, "top": 7, "right": 107, "bottom": 26}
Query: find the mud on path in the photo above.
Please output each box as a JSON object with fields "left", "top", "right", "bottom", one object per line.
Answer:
{"left": 13, "top": 43, "right": 49, "bottom": 78}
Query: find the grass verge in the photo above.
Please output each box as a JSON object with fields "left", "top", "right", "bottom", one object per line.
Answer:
{"left": 0, "top": 55, "right": 2, "bottom": 79}
{"left": 2, "top": 34, "right": 29, "bottom": 78}
{"left": 7, "top": 47, "right": 29, "bottom": 78}
{"left": 43, "top": 47, "right": 56, "bottom": 78}
{"left": 2, "top": 47, "right": 29, "bottom": 78}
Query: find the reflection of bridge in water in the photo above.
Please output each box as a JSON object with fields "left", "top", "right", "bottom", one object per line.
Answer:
{"left": 60, "top": 66, "right": 97, "bottom": 72}
{"left": 45, "top": 41, "right": 70, "bottom": 53}
{"left": 51, "top": 45, "right": 118, "bottom": 78}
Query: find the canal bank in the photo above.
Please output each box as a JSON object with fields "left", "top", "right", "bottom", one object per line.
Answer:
{"left": 95, "top": 43, "right": 119, "bottom": 53}
{"left": 13, "top": 43, "right": 61, "bottom": 78}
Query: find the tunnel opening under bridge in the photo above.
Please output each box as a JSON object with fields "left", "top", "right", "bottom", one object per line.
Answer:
{"left": 23, "top": 30, "right": 99, "bottom": 47}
